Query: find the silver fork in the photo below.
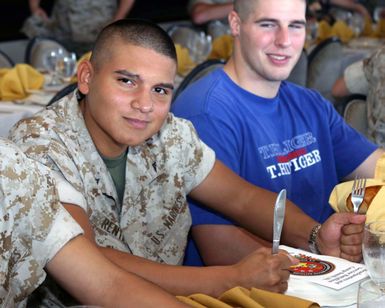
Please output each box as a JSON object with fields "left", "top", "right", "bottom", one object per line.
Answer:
{"left": 351, "top": 176, "right": 367, "bottom": 213}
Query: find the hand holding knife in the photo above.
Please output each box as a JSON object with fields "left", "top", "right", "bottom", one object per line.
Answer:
{"left": 272, "top": 189, "right": 286, "bottom": 255}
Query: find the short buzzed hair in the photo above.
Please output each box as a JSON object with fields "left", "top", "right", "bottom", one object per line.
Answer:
{"left": 90, "top": 19, "right": 177, "bottom": 70}
{"left": 234, "top": 0, "right": 258, "bottom": 20}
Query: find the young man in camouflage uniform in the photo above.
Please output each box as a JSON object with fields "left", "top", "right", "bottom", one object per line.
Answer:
{"left": 22, "top": 0, "right": 135, "bottom": 55}
{"left": 10, "top": 19, "right": 364, "bottom": 298}
{"left": 333, "top": 46, "right": 385, "bottom": 147}
{"left": 0, "top": 138, "right": 188, "bottom": 307}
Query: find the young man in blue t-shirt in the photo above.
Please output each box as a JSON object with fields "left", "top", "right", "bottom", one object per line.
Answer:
{"left": 172, "top": 0, "right": 383, "bottom": 266}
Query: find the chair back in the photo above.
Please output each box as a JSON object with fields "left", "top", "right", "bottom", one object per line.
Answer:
{"left": 47, "top": 83, "right": 78, "bottom": 106}
{"left": 307, "top": 37, "right": 343, "bottom": 102}
{"left": 25, "top": 37, "right": 67, "bottom": 70}
{"left": 0, "top": 50, "right": 14, "bottom": 68}
{"left": 173, "top": 59, "right": 225, "bottom": 102}
{"left": 287, "top": 49, "right": 308, "bottom": 87}
{"left": 343, "top": 98, "right": 367, "bottom": 136}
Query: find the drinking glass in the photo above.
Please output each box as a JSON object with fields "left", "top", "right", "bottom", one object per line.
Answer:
{"left": 362, "top": 221, "right": 385, "bottom": 291}
{"left": 357, "top": 279, "right": 385, "bottom": 307}
{"left": 43, "top": 47, "right": 65, "bottom": 86}
{"left": 55, "top": 52, "right": 77, "bottom": 83}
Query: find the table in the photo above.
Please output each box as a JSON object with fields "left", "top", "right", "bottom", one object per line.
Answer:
{"left": 0, "top": 103, "right": 43, "bottom": 138}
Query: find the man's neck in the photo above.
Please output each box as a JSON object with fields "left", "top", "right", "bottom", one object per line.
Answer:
{"left": 79, "top": 99, "right": 129, "bottom": 158}
{"left": 224, "top": 57, "right": 281, "bottom": 98}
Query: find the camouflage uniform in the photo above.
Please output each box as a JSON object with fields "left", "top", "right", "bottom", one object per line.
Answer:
{"left": 0, "top": 138, "right": 82, "bottom": 307}
{"left": 22, "top": 0, "right": 118, "bottom": 55}
{"left": 10, "top": 91, "right": 216, "bottom": 266}
{"left": 363, "top": 47, "right": 385, "bottom": 148}
{"left": 343, "top": 46, "right": 385, "bottom": 147}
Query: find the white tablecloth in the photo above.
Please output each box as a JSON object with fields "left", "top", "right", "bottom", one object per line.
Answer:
{"left": 0, "top": 103, "right": 43, "bottom": 138}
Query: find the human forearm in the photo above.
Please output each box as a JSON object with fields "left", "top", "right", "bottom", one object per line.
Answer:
{"left": 189, "top": 161, "right": 318, "bottom": 251}
{"left": 28, "top": 0, "right": 41, "bottom": 12}
{"left": 114, "top": 0, "right": 135, "bottom": 20}
{"left": 47, "top": 236, "right": 187, "bottom": 307}
{"left": 100, "top": 246, "right": 237, "bottom": 297}
{"left": 191, "top": 3, "right": 233, "bottom": 24}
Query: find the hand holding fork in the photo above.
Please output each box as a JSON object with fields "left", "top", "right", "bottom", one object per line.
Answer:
{"left": 351, "top": 176, "right": 367, "bottom": 214}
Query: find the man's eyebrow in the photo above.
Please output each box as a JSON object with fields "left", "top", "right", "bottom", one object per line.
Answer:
{"left": 114, "top": 69, "right": 140, "bottom": 80}
{"left": 256, "top": 18, "right": 306, "bottom": 26}
{"left": 113, "top": 69, "right": 174, "bottom": 90}
{"left": 156, "top": 83, "right": 174, "bottom": 91}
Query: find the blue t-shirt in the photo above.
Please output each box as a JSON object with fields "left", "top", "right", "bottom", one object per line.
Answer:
{"left": 172, "top": 68, "right": 377, "bottom": 266}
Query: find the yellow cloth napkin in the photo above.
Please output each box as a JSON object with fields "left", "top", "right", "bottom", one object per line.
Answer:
{"left": 0, "top": 64, "right": 44, "bottom": 100}
{"left": 329, "top": 154, "right": 385, "bottom": 223}
{"left": 208, "top": 34, "right": 233, "bottom": 61}
{"left": 361, "top": 17, "right": 373, "bottom": 37}
{"left": 331, "top": 20, "right": 355, "bottom": 43}
{"left": 373, "top": 18, "right": 385, "bottom": 38}
{"left": 177, "top": 287, "right": 320, "bottom": 307}
{"left": 175, "top": 43, "right": 195, "bottom": 76}
{"left": 316, "top": 20, "right": 333, "bottom": 43}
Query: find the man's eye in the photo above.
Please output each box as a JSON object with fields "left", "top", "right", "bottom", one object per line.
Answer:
{"left": 153, "top": 87, "right": 168, "bottom": 95}
{"left": 260, "top": 22, "right": 276, "bottom": 28}
{"left": 290, "top": 23, "right": 305, "bottom": 30}
{"left": 119, "top": 77, "right": 134, "bottom": 85}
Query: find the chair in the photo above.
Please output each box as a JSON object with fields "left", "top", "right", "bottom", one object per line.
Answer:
{"left": 173, "top": 59, "right": 225, "bottom": 102}
{"left": 47, "top": 82, "right": 78, "bottom": 106}
{"left": 0, "top": 49, "right": 14, "bottom": 68}
{"left": 307, "top": 37, "right": 343, "bottom": 102}
{"left": 287, "top": 49, "right": 308, "bottom": 87}
{"left": 343, "top": 98, "right": 368, "bottom": 136}
{"left": 25, "top": 36, "right": 67, "bottom": 70}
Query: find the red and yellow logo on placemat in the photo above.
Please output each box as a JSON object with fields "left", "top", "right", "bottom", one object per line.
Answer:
{"left": 289, "top": 254, "right": 335, "bottom": 276}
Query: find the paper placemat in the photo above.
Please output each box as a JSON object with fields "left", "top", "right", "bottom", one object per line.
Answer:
{"left": 281, "top": 245, "right": 368, "bottom": 307}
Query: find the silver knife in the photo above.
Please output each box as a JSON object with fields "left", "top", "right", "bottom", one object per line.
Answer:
{"left": 272, "top": 189, "right": 287, "bottom": 255}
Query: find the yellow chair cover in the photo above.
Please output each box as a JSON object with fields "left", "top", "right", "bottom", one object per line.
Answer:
{"left": 329, "top": 153, "right": 385, "bottom": 223}
{"left": 0, "top": 64, "right": 44, "bottom": 100}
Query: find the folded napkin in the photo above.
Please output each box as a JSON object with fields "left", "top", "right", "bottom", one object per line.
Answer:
{"left": 177, "top": 286, "right": 319, "bottom": 307}
{"left": 175, "top": 43, "right": 195, "bottom": 76}
{"left": 373, "top": 18, "right": 385, "bottom": 38}
{"left": 0, "top": 64, "right": 44, "bottom": 100}
{"left": 208, "top": 34, "right": 233, "bottom": 61}
{"left": 330, "top": 20, "right": 354, "bottom": 44}
{"left": 316, "top": 20, "right": 333, "bottom": 43}
{"left": 329, "top": 153, "right": 385, "bottom": 223}
{"left": 361, "top": 17, "right": 373, "bottom": 37}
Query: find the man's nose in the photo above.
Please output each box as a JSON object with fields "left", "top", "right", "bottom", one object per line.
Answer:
{"left": 275, "top": 27, "right": 291, "bottom": 48}
{"left": 131, "top": 91, "right": 154, "bottom": 112}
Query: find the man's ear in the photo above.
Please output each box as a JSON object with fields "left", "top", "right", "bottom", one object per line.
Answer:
{"left": 77, "top": 60, "right": 93, "bottom": 95}
{"left": 228, "top": 10, "right": 241, "bottom": 36}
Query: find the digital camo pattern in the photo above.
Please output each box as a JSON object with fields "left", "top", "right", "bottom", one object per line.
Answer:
{"left": 22, "top": 0, "right": 117, "bottom": 54}
{"left": 50, "top": 0, "right": 117, "bottom": 43}
{"left": 363, "top": 47, "right": 385, "bottom": 148}
{"left": 0, "top": 139, "right": 82, "bottom": 307}
{"left": 10, "top": 91, "right": 216, "bottom": 266}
